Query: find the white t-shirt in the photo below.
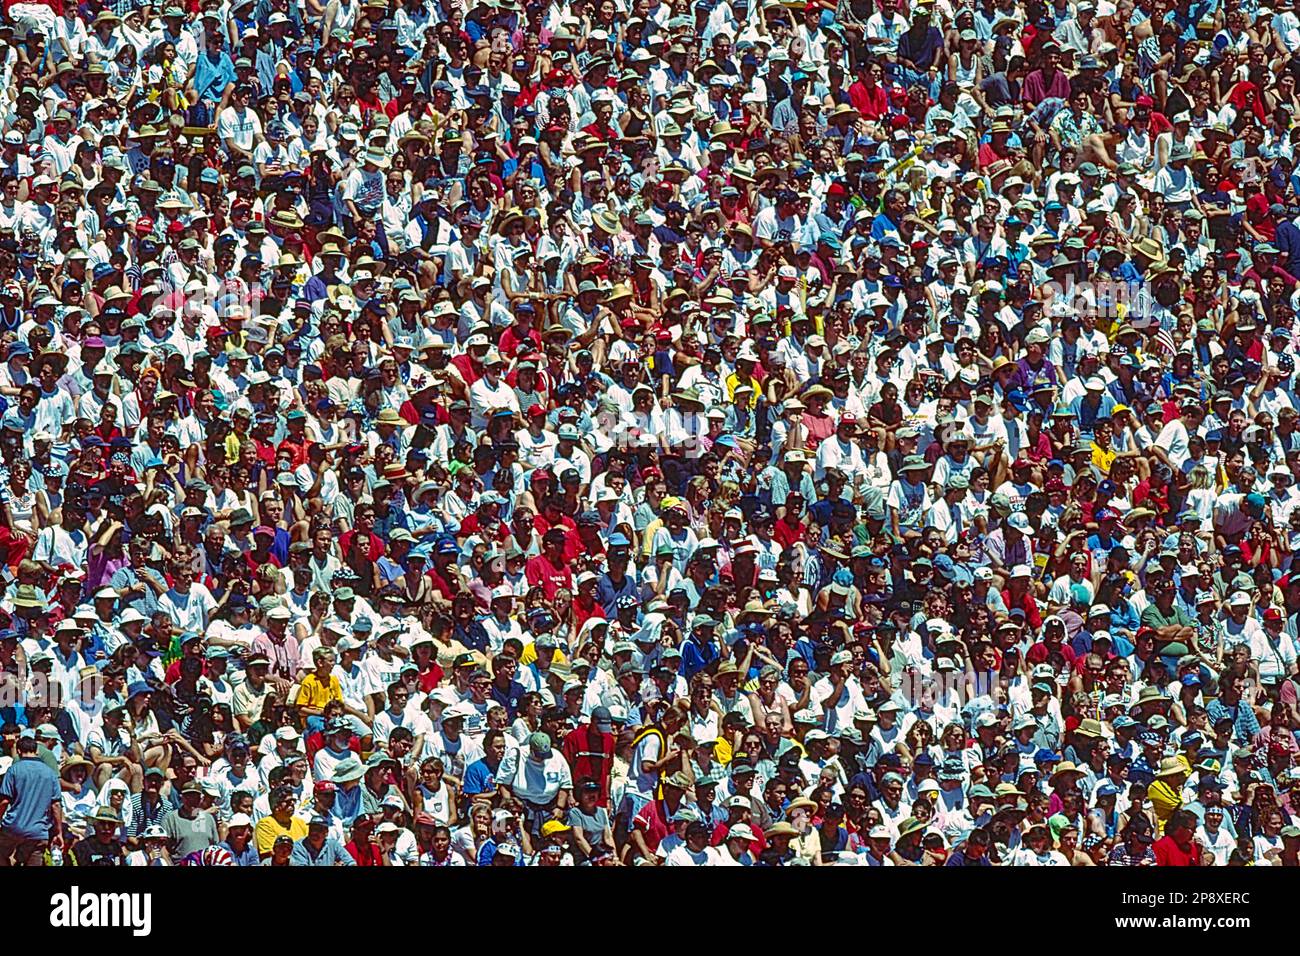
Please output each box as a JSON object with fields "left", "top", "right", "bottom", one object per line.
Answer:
{"left": 157, "top": 582, "right": 218, "bottom": 634}
{"left": 1155, "top": 419, "right": 1192, "bottom": 471}
{"left": 216, "top": 105, "right": 263, "bottom": 154}
{"left": 32, "top": 525, "right": 87, "bottom": 570}
{"left": 664, "top": 843, "right": 714, "bottom": 866}
{"left": 628, "top": 731, "right": 663, "bottom": 800}
{"left": 494, "top": 750, "right": 573, "bottom": 804}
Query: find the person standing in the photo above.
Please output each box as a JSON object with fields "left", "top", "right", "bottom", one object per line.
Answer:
{"left": 0, "top": 730, "right": 64, "bottom": 865}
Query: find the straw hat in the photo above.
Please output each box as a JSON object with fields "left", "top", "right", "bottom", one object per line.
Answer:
{"left": 592, "top": 209, "right": 621, "bottom": 234}
{"left": 1155, "top": 756, "right": 1190, "bottom": 779}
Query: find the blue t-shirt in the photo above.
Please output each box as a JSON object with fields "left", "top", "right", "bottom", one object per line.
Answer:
{"left": 0, "top": 755, "right": 61, "bottom": 839}
{"left": 478, "top": 837, "right": 524, "bottom": 866}
{"left": 219, "top": 840, "right": 260, "bottom": 867}
{"left": 290, "top": 836, "right": 356, "bottom": 866}
{"left": 462, "top": 757, "right": 500, "bottom": 797}
{"left": 194, "top": 52, "right": 236, "bottom": 106}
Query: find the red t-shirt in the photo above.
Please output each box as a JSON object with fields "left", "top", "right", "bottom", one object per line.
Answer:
{"left": 498, "top": 324, "right": 541, "bottom": 357}
{"left": 571, "top": 597, "right": 606, "bottom": 633}
{"left": 773, "top": 517, "right": 806, "bottom": 550}
{"left": 534, "top": 517, "right": 581, "bottom": 563}
{"left": 1247, "top": 192, "right": 1276, "bottom": 242}
{"left": 450, "top": 353, "right": 484, "bottom": 388}
{"left": 456, "top": 514, "right": 509, "bottom": 547}
{"left": 632, "top": 798, "right": 674, "bottom": 854}
{"left": 1026, "top": 639, "right": 1077, "bottom": 667}
{"left": 1153, "top": 834, "right": 1199, "bottom": 866}
{"left": 338, "top": 530, "right": 384, "bottom": 562}
{"left": 1002, "top": 589, "right": 1044, "bottom": 631}
{"left": 848, "top": 80, "right": 888, "bottom": 121}
{"left": 277, "top": 435, "right": 311, "bottom": 471}
{"left": 525, "top": 553, "right": 573, "bottom": 601}
{"left": 417, "top": 663, "right": 445, "bottom": 694}
{"left": 345, "top": 839, "right": 384, "bottom": 865}
{"left": 426, "top": 565, "right": 459, "bottom": 602}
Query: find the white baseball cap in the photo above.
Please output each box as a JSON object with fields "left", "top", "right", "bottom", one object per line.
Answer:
{"left": 726, "top": 823, "right": 757, "bottom": 841}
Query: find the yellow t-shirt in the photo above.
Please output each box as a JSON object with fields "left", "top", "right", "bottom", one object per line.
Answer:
{"left": 639, "top": 517, "right": 666, "bottom": 559}
{"left": 725, "top": 372, "right": 760, "bottom": 408}
{"left": 517, "top": 642, "right": 569, "bottom": 669}
{"left": 254, "top": 815, "right": 308, "bottom": 857}
{"left": 294, "top": 673, "right": 342, "bottom": 710}
{"left": 1090, "top": 441, "right": 1117, "bottom": 476}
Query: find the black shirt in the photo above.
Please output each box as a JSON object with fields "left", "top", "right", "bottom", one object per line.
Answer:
{"left": 73, "top": 838, "right": 125, "bottom": 867}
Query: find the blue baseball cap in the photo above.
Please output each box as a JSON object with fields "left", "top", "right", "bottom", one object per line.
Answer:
{"left": 1004, "top": 389, "right": 1029, "bottom": 411}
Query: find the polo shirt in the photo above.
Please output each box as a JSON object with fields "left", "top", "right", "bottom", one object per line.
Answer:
{"left": 294, "top": 673, "right": 343, "bottom": 710}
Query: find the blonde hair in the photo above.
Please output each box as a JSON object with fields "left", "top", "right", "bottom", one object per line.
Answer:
{"left": 1188, "top": 463, "right": 1214, "bottom": 491}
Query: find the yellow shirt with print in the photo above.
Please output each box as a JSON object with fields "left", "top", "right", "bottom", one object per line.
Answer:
{"left": 1090, "top": 441, "right": 1117, "bottom": 476}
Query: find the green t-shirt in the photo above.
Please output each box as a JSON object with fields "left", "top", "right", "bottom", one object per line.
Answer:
{"left": 1140, "top": 602, "right": 1194, "bottom": 630}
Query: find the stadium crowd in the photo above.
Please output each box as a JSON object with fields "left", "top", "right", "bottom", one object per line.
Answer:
{"left": 0, "top": 0, "right": 1297, "bottom": 867}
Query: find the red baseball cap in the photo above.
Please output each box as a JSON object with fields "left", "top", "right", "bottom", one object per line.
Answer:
{"left": 526, "top": 404, "right": 546, "bottom": 418}
{"left": 135, "top": 217, "right": 154, "bottom": 236}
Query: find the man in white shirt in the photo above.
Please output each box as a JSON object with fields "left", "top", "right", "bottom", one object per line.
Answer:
{"left": 468, "top": 350, "right": 520, "bottom": 430}
{"left": 495, "top": 731, "right": 573, "bottom": 813}
{"left": 810, "top": 649, "right": 870, "bottom": 734}
{"left": 216, "top": 84, "right": 264, "bottom": 163}
{"left": 1152, "top": 401, "right": 1203, "bottom": 472}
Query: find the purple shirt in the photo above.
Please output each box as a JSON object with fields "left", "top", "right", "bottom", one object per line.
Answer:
{"left": 1022, "top": 68, "right": 1071, "bottom": 103}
